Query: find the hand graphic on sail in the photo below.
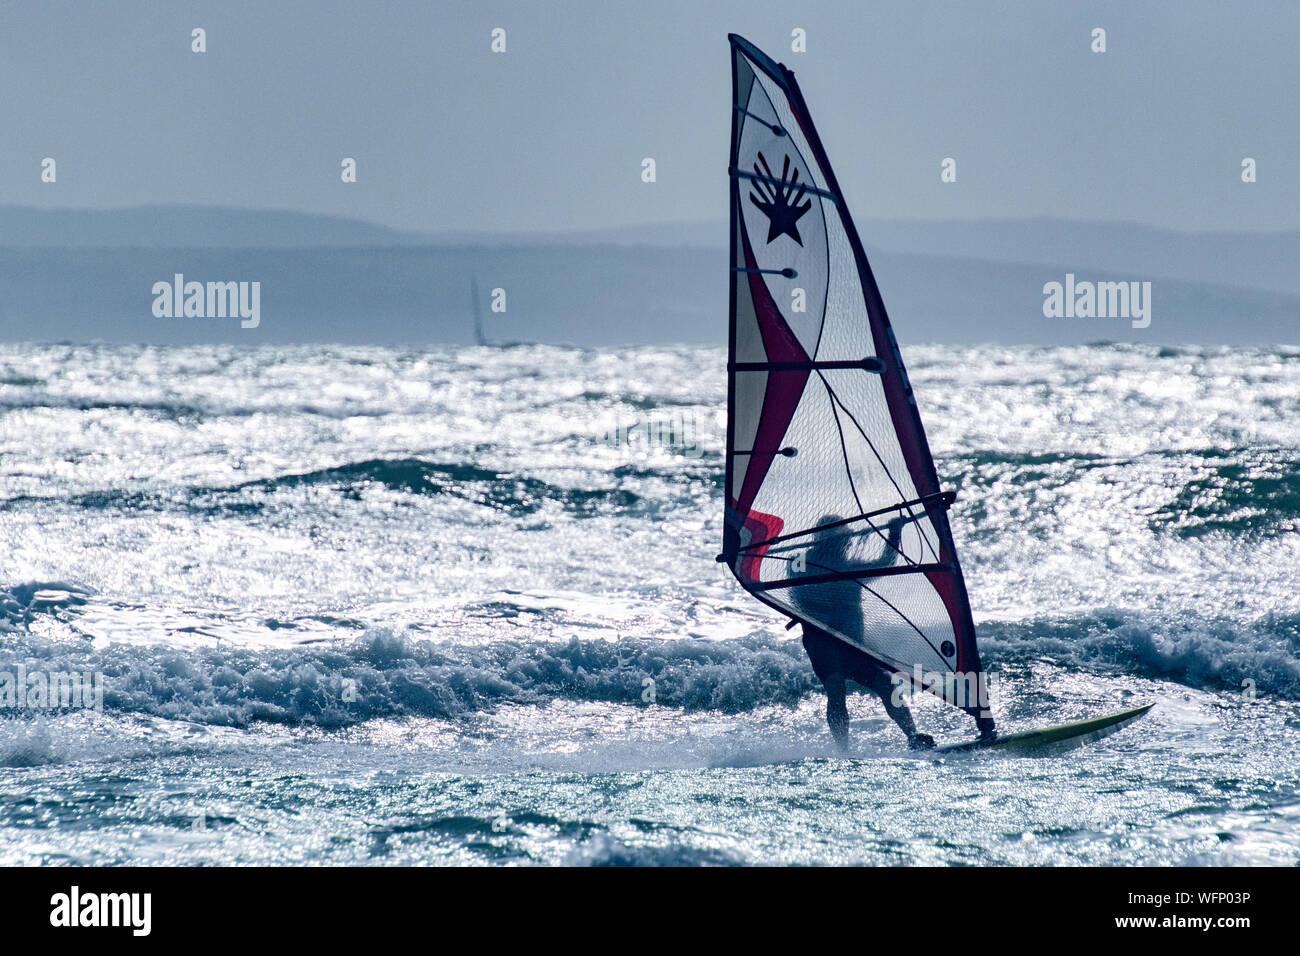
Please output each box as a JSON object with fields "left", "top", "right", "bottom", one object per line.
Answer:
{"left": 749, "top": 152, "right": 812, "bottom": 246}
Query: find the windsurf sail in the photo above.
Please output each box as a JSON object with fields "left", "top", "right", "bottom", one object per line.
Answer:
{"left": 722, "top": 34, "right": 987, "bottom": 716}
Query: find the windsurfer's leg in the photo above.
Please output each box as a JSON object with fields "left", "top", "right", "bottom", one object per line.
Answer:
{"left": 802, "top": 627, "right": 851, "bottom": 749}
{"left": 975, "top": 713, "right": 997, "bottom": 740}
{"left": 823, "top": 672, "right": 850, "bottom": 749}
{"left": 859, "top": 664, "right": 934, "bottom": 750}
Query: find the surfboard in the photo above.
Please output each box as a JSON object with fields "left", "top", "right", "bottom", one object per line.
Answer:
{"left": 935, "top": 703, "right": 1155, "bottom": 755}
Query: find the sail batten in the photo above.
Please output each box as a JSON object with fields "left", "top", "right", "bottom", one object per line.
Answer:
{"left": 736, "top": 490, "right": 958, "bottom": 552}
{"left": 723, "top": 35, "right": 986, "bottom": 714}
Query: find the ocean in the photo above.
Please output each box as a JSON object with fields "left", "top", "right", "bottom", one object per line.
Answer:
{"left": 1, "top": 342, "right": 1298, "bottom": 865}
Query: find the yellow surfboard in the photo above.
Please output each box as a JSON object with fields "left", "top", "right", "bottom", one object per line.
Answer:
{"left": 937, "top": 703, "right": 1155, "bottom": 755}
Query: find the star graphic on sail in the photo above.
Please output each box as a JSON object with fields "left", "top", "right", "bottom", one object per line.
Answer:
{"left": 749, "top": 152, "right": 813, "bottom": 246}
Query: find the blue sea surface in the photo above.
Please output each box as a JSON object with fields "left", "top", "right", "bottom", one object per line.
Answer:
{"left": 1, "top": 342, "right": 1298, "bottom": 865}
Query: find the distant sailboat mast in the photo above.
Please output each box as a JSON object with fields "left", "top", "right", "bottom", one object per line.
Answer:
{"left": 470, "top": 276, "right": 489, "bottom": 347}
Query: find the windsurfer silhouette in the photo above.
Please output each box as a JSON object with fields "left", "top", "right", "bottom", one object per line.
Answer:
{"left": 792, "top": 514, "right": 996, "bottom": 750}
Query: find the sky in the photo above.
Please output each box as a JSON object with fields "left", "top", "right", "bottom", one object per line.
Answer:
{"left": 2, "top": 0, "right": 1297, "bottom": 234}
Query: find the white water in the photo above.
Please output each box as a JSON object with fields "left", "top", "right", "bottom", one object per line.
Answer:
{"left": 2, "top": 342, "right": 1298, "bottom": 864}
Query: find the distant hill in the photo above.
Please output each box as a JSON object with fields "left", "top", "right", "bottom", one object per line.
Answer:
{"left": 540, "top": 218, "right": 1300, "bottom": 297}
{"left": 1, "top": 244, "right": 1295, "bottom": 348}
{"left": 5, "top": 204, "right": 1298, "bottom": 293}
{"left": 0, "top": 205, "right": 419, "bottom": 249}
{"left": 0, "top": 206, "right": 1295, "bottom": 346}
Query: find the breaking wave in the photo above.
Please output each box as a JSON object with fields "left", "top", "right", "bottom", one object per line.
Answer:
{"left": 981, "top": 610, "right": 1300, "bottom": 700}
{"left": 0, "top": 624, "right": 818, "bottom": 729}
{"left": 2, "top": 458, "right": 644, "bottom": 517}
{"left": 3, "top": 593, "right": 1298, "bottom": 735}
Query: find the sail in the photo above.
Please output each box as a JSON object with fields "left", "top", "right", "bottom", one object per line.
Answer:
{"left": 722, "top": 35, "right": 985, "bottom": 715}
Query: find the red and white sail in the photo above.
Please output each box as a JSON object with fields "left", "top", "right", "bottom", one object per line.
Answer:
{"left": 723, "top": 35, "right": 986, "bottom": 713}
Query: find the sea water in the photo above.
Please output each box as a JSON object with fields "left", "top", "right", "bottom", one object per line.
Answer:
{"left": 1, "top": 342, "right": 1298, "bottom": 865}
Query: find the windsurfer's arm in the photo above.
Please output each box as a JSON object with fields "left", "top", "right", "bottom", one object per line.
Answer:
{"left": 824, "top": 514, "right": 912, "bottom": 573}
{"left": 863, "top": 514, "right": 909, "bottom": 569}
{"left": 883, "top": 514, "right": 907, "bottom": 557}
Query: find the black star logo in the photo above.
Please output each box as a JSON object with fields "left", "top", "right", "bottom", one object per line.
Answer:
{"left": 749, "top": 152, "right": 812, "bottom": 246}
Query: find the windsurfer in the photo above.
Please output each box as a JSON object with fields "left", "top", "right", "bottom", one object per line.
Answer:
{"left": 793, "top": 515, "right": 932, "bottom": 749}
{"left": 793, "top": 514, "right": 994, "bottom": 749}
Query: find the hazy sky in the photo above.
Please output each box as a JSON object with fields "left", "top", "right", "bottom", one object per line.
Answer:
{"left": 3, "top": 1, "right": 1297, "bottom": 233}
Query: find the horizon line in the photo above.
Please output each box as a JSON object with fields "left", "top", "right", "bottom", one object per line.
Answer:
{"left": 5, "top": 203, "right": 1300, "bottom": 239}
